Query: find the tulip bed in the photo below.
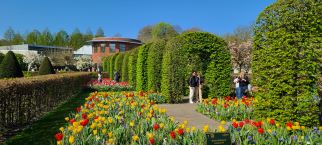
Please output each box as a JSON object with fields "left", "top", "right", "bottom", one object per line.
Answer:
{"left": 89, "top": 78, "right": 134, "bottom": 92}
{"left": 54, "top": 92, "right": 207, "bottom": 145}
{"left": 197, "top": 97, "right": 322, "bottom": 144}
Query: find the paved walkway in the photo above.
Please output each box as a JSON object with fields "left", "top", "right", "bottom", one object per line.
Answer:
{"left": 158, "top": 103, "right": 226, "bottom": 131}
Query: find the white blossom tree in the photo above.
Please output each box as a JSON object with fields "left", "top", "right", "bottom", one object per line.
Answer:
{"left": 228, "top": 40, "right": 253, "bottom": 72}
{"left": 23, "top": 52, "right": 43, "bottom": 71}
{"left": 74, "top": 55, "right": 92, "bottom": 71}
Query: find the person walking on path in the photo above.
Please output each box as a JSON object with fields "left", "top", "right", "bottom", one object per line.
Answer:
{"left": 188, "top": 71, "right": 198, "bottom": 104}
{"left": 197, "top": 72, "right": 204, "bottom": 103}
{"left": 234, "top": 73, "right": 242, "bottom": 99}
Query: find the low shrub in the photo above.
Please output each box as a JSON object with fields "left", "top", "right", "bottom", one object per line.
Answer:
{"left": 0, "top": 51, "right": 24, "bottom": 78}
{"left": 38, "top": 57, "right": 55, "bottom": 75}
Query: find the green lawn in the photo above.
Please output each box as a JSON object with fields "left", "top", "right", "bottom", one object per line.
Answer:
{"left": 3, "top": 89, "right": 91, "bottom": 145}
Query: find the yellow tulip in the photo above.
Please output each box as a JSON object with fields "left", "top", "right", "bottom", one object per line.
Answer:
{"left": 93, "top": 130, "right": 97, "bottom": 135}
{"left": 203, "top": 125, "right": 209, "bottom": 132}
{"left": 146, "top": 118, "right": 150, "bottom": 121}
{"left": 69, "top": 136, "right": 75, "bottom": 144}
{"left": 301, "top": 126, "right": 305, "bottom": 130}
{"left": 295, "top": 122, "right": 300, "bottom": 126}
{"left": 76, "top": 126, "right": 83, "bottom": 133}
{"left": 319, "top": 126, "right": 322, "bottom": 130}
{"left": 160, "top": 123, "right": 164, "bottom": 128}
{"left": 102, "top": 129, "right": 107, "bottom": 134}
{"left": 108, "top": 132, "right": 113, "bottom": 138}
{"left": 130, "top": 121, "right": 134, "bottom": 127}
{"left": 108, "top": 138, "right": 114, "bottom": 143}
{"left": 132, "top": 135, "right": 139, "bottom": 142}
{"left": 221, "top": 121, "right": 226, "bottom": 125}
{"left": 276, "top": 123, "right": 280, "bottom": 127}
{"left": 72, "top": 122, "right": 79, "bottom": 127}
{"left": 186, "top": 127, "right": 191, "bottom": 132}
{"left": 170, "top": 116, "right": 175, "bottom": 122}
{"left": 192, "top": 126, "right": 196, "bottom": 132}
{"left": 232, "top": 119, "right": 237, "bottom": 123}
{"left": 59, "top": 127, "right": 64, "bottom": 132}
{"left": 97, "top": 123, "right": 102, "bottom": 128}
{"left": 68, "top": 126, "right": 73, "bottom": 131}
{"left": 267, "top": 129, "right": 272, "bottom": 133}
{"left": 147, "top": 133, "right": 153, "bottom": 138}
{"left": 65, "top": 117, "right": 69, "bottom": 121}
{"left": 287, "top": 126, "right": 292, "bottom": 130}
{"left": 57, "top": 141, "right": 62, "bottom": 145}
{"left": 184, "top": 120, "right": 188, "bottom": 125}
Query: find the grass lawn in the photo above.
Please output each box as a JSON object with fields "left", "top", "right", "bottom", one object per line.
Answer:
{"left": 3, "top": 89, "right": 92, "bottom": 145}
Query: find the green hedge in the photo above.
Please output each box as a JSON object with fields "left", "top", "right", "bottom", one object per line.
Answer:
{"left": 136, "top": 44, "right": 150, "bottom": 91}
{"left": 0, "top": 72, "right": 91, "bottom": 130}
{"left": 121, "top": 52, "right": 130, "bottom": 81}
{"left": 38, "top": 57, "right": 55, "bottom": 75}
{"left": 103, "top": 56, "right": 111, "bottom": 76}
{"left": 147, "top": 39, "right": 166, "bottom": 92}
{"left": 109, "top": 53, "right": 119, "bottom": 78}
{"left": 252, "top": 0, "right": 322, "bottom": 126}
{"left": 128, "top": 48, "right": 139, "bottom": 86}
{"left": 114, "top": 53, "right": 124, "bottom": 73}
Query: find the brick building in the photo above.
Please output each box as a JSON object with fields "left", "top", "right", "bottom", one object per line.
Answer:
{"left": 90, "top": 37, "right": 142, "bottom": 65}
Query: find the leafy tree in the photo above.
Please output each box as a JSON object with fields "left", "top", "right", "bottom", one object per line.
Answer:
{"left": 0, "top": 39, "right": 10, "bottom": 46}
{"left": 84, "top": 28, "right": 94, "bottom": 41}
{"left": 136, "top": 44, "right": 150, "bottom": 91}
{"left": 0, "top": 51, "right": 24, "bottom": 78}
{"left": 74, "top": 56, "right": 92, "bottom": 71}
{"left": 137, "top": 25, "right": 153, "bottom": 42}
{"left": 54, "top": 30, "right": 69, "bottom": 47}
{"left": 39, "top": 28, "right": 53, "bottom": 45}
{"left": 26, "top": 29, "right": 41, "bottom": 45}
{"left": 4, "top": 27, "right": 15, "bottom": 43}
{"left": 12, "top": 33, "right": 25, "bottom": 45}
{"left": 95, "top": 27, "right": 104, "bottom": 37}
{"left": 182, "top": 27, "right": 203, "bottom": 33}
{"left": 69, "top": 28, "right": 84, "bottom": 50}
{"left": 38, "top": 57, "right": 55, "bottom": 75}
{"left": 252, "top": 0, "right": 322, "bottom": 126}
{"left": 121, "top": 52, "right": 130, "bottom": 81}
{"left": 128, "top": 48, "right": 139, "bottom": 86}
{"left": 152, "top": 22, "right": 178, "bottom": 40}
{"left": 147, "top": 39, "right": 166, "bottom": 91}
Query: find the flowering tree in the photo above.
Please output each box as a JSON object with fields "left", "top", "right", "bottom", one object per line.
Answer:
{"left": 74, "top": 55, "right": 92, "bottom": 71}
{"left": 23, "top": 52, "right": 42, "bottom": 71}
{"left": 228, "top": 40, "right": 252, "bottom": 72}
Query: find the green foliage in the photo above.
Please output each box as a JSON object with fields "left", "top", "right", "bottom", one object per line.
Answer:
{"left": 114, "top": 53, "right": 124, "bottom": 73}
{"left": 69, "top": 28, "right": 84, "bottom": 50}
{"left": 161, "top": 32, "right": 231, "bottom": 103}
{"left": 38, "top": 57, "right": 55, "bottom": 75}
{"left": 109, "top": 53, "right": 119, "bottom": 78}
{"left": 128, "top": 48, "right": 139, "bottom": 86}
{"left": 53, "top": 30, "right": 69, "bottom": 47}
{"left": 95, "top": 27, "right": 105, "bottom": 37}
{"left": 121, "top": 52, "right": 130, "bottom": 81}
{"left": 0, "top": 51, "right": 24, "bottom": 78}
{"left": 26, "top": 29, "right": 41, "bottom": 45}
{"left": 252, "top": 0, "right": 322, "bottom": 126}
{"left": 14, "top": 53, "right": 27, "bottom": 71}
{"left": 0, "top": 53, "right": 5, "bottom": 64}
{"left": 151, "top": 22, "right": 178, "bottom": 40}
{"left": 147, "top": 39, "right": 166, "bottom": 91}
{"left": 136, "top": 44, "right": 150, "bottom": 91}
{"left": 39, "top": 28, "right": 53, "bottom": 45}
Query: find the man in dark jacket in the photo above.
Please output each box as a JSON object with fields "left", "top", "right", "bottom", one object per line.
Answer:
{"left": 188, "top": 71, "right": 198, "bottom": 103}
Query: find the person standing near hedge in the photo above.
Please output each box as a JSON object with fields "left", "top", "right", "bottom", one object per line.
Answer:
{"left": 234, "top": 73, "right": 242, "bottom": 99}
{"left": 197, "top": 72, "right": 204, "bottom": 103}
{"left": 239, "top": 72, "right": 249, "bottom": 97}
{"left": 98, "top": 71, "right": 102, "bottom": 83}
{"left": 188, "top": 71, "right": 198, "bottom": 104}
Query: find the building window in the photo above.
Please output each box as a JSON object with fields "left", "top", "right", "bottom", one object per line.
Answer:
{"left": 101, "top": 43, "right": 106, "bottom": 53}
{"left": 109, "top": 43, "right": 116, "bottom": 53}
{"left": 120, "top": 44, "right": 126, "bottom": 52}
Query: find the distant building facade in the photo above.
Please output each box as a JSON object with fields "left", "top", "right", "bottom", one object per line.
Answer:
{"left": 89, "top": 37, "right": 142, "bottom": 65}
{"left": 0, "top": 44, "right": 73, "bottom": 56}
{"left": 73, "top": 45, "right": 92, "bottom": 57}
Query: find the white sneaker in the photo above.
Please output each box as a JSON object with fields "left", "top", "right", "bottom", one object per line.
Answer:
{"left": 189, "top": 101, "right": 193, "bottom": 104}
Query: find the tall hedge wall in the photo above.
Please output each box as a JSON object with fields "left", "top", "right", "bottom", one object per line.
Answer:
{"left": 0, "top": 72, "right": 91, "bottom": 129}
{"left": 104, "top": 56, "right": 111, "bottom": 76}
{"left": 121, "top": 52, "right": 130, "bottom": 81}
{"left": 109, "top": 53, "right": 119, "bottom": 78}
{"left": 114, "top": 53, "right": 124, "bottom": 73}
{"left": 136, "top": 44, "right": 151, "bottom": 91}
{"left": 128, "top": 48, "right": 139, "bottom": 86}
{"left": 147, "top": 39, "right": 166, "bottom": 92}
{"left": 252, "top": 0, "right": 322, "bottom": 126}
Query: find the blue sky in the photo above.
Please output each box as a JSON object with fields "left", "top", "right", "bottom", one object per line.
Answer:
{"left": 0, "top": 0, "right": 276, "bottom": 39}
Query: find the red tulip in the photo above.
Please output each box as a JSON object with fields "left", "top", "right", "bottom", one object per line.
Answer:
{"left": 239, "top": 122, "right": 244, "bottom": 128}
{"left": 269, "top": 119, "right": 275, "bottom": 125}
{"left": 69, "top": 118, "right": 76, "bottom": 124}
{"left": 244, "top": 119, "right": 251, "bottom": 124}
{"left": 149, "top": 138, "right": 155, "bottom": 144}
{"left": 232, "top": 122, "right": 238, "bottom": 128}
{"left": 150, "top": 101, "right": 155, "bottom": 105}
{"left": 76, "top": 107, "right": 81, "bottom": 112}
{"left": 153, "top": 124, "right": 159, "bottom": 130}
{"left": 170, "top": 131, "right": 176, "bottom": 139}
{"left": 224, "top": 103, "right": 229, "bottom": 108}
{"left": 211, "top": 98, "right": 218, "bottom": 105}
{"left": 258, "top": 128, "right": 264, "bottom": 134}
{"left": 55, "top": 133, "right": 63, "bottom": 141}
{"left": 286, "top": 122, "right": 293, "bottom": 128}
{"left": 82, "top": 113, "right": 87, "bottom": 119}
{"left": 177, "top": 128, "right": 184, "bottom": 136}
{"left": 80, "top": 119, "right": 89, "bottom": 126}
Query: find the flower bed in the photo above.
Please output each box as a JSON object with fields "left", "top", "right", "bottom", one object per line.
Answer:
{"left": 197, "top": 96, "right": 254, "bottom": 121}
{"left": 54, "top": 92, "right": 206, "bottom": 145}
{"left": 89, "top": 78, "right": 134, "bottom": 92}
{"left": 197, "top": 97, "right": 322, "bottom": 144}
